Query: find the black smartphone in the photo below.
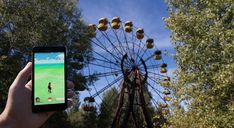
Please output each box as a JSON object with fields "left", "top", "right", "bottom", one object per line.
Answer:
{"left": 32, "top": 47, "right": 67, "bottom": 112}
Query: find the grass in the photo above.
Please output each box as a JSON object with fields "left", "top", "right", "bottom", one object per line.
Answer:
{"left": 34, "top": 63, "right": 65, "bottom": 105}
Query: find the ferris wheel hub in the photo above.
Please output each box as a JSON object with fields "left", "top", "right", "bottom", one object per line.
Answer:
{"left": 120, "top": 54, "right": 148, "bottom": 84}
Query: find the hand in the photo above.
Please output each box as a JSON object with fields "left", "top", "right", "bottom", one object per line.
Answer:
{"left": 0, "top": 62, "right": 74, "bottom": 128}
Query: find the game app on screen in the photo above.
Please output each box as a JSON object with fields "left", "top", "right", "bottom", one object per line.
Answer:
{"left": 34, "top": 52, "right": 65, "bottom": 105}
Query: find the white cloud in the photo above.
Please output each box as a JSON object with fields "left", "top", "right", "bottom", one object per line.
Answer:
{"left": 56, "top": 53, "right": 64, "bottom": 60}
{"left": 35, "top": 55, "right": 64, "bottom": 64}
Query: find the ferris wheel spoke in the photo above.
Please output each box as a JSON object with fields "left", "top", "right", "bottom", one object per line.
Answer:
{"left": 92, "top": 51, "right": 120, "bottom": 65}
{"left": 120, "top": 23, "right": 134, "bottom": 60}
{"left": 146, "top": 82, "right": 164, "bottom": 94}
{"left": 87, "top": 77, "right": 111, "bottom": 113}
{"left": 147, "top": 71, "right": 168, "bottom": 78}
{"left": 134, "top": 44, "right": 140, "bottom": 62}
{"left": 151, "top": 98, "right": 161, "bottom": 108}
{"left": 147, "top": 76, "right": 161, "bottom": 85}
{"left": 88, "top": 62, "right": 120, "bottom": 71}
{"left": 137, "top": 54, "right": 154, "bottom": 67}
{"left": 131, "top": 30, "right": 137, "bottom": 60}
{"left": 92, "top": 38, "right": 122, "bottom": 61}
{"left": 85, "top": 61, "right": 111, "bottom": 112}
{"left": 137, "top": 48, "right": 149, "bottom": 65}
{"left": 108, "top": 24, "right": 127, "bottom": 55}
{"left": 139, "top": 69, "right": 165, "bottom": 79}
{"left": 84, "top": 70, "right": 122, "bottom": 78}
{"left": 138, "top": 64, "right": 161, "bottom": 70}
{"left": 135, "top": 40, "right": 143, "bottom": 62}
{"left": 100, "top": 30, "right": 124, "bottom": 56}
{"left": 147, "top": 83, "right": 169, "bottom": 105}
{"left": 144, "top": 88, "right": 160, "bottom": 108}
{"left": 91, "top": 54, "right": 119, "bottom": 66}
{"left": 136, "top": 43, "right": 147, "bottom": 64}
{"left": 146, "top": 65, "right": 161, "bottom": 69}
{"left": 90, "top": 83, "right": 112, "bottom": 113}
{"left": 92, "top": 38, "right": 121, "bottom": 60}
{"left": 91, "top": 75, "right": 123, "bottom": 98}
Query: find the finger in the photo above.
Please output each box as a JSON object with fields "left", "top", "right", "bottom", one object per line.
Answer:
{"left": 67, "top": 80, "right": 74, "bottom": 89}
{"left": 67, "top": 99, "right": 73, "bottom": 107}
{"left": 67, "top": 90, "right": 74, "bottom": 98}
{"left": 25, "top": 80, "right": 32, "bottom": 91}
{"left": 13, "top": 62, "right": 32, "bottom": 87}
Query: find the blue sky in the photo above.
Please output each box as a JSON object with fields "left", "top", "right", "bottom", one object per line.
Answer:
{"left": 78, "top": 0, "right": 176, "bottom": 106}
{"left": 35, "top": 52, "right": 64, "bottom": 64}
{"left": 79, "top": 0, "right": 175, "bottom": 66}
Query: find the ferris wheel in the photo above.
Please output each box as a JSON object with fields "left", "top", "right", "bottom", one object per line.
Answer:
{"left": 80, "top": 17, "right": 172, "bottom": 128}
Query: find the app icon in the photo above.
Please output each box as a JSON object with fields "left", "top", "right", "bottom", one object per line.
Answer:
{"left": 35, "top": 97, "right": 40, "bottom": 102}
{"left": 48, "top": 97, "right": 52, "bottom": 102}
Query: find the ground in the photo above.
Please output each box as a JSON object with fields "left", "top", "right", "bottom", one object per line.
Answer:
{"left": 34, "top": 63, "right": 65, "bottom": 105}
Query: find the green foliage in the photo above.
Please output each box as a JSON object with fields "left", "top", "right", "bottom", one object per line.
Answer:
{"left": 0, "top": 0, "right": 92, "bottom": 127}
{"left": 68, "top": 107, "right": 98, "bottom": 128}
{"left": 0, "top": 0, "right": 91, "bottom": 109}
{"left": 97, "top": 87, "right": 119, "bottom": 128}
{"left": 165, "top": 0, "right": 234, "bottom": 127}
{"left": 81, "top": 109, "right": 98, "bottom": 128}
{"left": 66, "top": 92, "right": 98, "bottom": 128}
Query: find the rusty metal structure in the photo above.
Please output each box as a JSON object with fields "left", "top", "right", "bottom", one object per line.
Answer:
{"left": 80, "top": 17, "right": 171, "bottom": 128}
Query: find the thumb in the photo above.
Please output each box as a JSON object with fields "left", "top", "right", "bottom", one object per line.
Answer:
{"left": 13, "top": 62, "right": 32, "bottom": 87}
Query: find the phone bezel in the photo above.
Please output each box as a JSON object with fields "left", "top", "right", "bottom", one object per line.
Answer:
{"left": 32, "top": 47, "right": 67, "bottom": 113}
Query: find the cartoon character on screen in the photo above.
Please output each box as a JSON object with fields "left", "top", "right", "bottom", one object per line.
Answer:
{"left": 48, "top": 82, "right": 52, "bottom": 93}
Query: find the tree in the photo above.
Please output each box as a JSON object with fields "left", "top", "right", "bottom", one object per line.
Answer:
{"left": 0, "top": 0, "right": 92, "bottom": 126}
{"left": 165, "top": 0, "right": 234, "bottom": 127}
{"left": 68, "top": 105, "right": 98, "bottom": 128}
{"left": 97, "top": 87, "right": 119, "bottom": 128}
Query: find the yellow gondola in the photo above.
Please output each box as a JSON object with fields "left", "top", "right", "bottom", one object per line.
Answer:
{"left": 98, "top": 18, "right": 108, "bottom": 31}
{"left": 163, "top": 77, "right": 170, "bottom": 81}
{"left": 125, "top": 21, "right": 133, "bottom": 27}
{"left": 154, "top": 50, "right": 162, "bottom": 55}
{"left": 146, "top": 38, "right": 154, "bottom": 49}
{"left": 154, "top": 55, "right": 161, "bottom": 60}
{"left": 98, "top": 23, "right": 108, "bottom": 31}
{"left": 112, "top": 17, "right": 121, "bottom": 23}
{"left": 124, "top": 26, "right": 132, "bottom": 32}
{"left": 160, "top": 67, "right": 167, "bottom": 73}
{"left": 136, "top": 28, "right": 144, "bottom": 39}
{"left": 111, "top": 22, "right": 120, "bottom": 29}
{"left": 163, "top": 96, "right": 171, "bottom": 101}
{"left": 124, "top": 21, "right": 133, "bottom": 32}
{"left": 160, "top": 63, "right": 167, "bottom": 68}
{"left": 161, "top": 77, "right": 170, "bottom": 87}
{"left": 154, "top": 50, "right": 162, "bottom": 60}
{"left": 163, "top": 90, "right": 171, "bottom": 95}
{"left": 159, "top": 104, "right": 168, "bottom": 108}
{"left": 111, "top": 17, "right": 120, "bottom": 29}
{"left": 98, "top": 17, "right": 108, "bottom": 25}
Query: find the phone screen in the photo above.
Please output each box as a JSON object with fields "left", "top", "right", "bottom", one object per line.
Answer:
{"left": 34, "top": 52, "right": 65, "bottom": 106}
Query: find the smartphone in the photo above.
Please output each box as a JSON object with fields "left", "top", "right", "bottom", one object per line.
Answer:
{"left": 32, "top": 47, "right": 67, "bottom": 112}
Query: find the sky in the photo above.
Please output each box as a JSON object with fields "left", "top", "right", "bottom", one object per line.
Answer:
{"left": 78, "top": 0, "right": 176, "bottom": 106}
{"left": 35, "top": 52, "right": 64, "bottom": 64}
{"left": 79, "top": 0, "right": 175, "bottom": 66}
